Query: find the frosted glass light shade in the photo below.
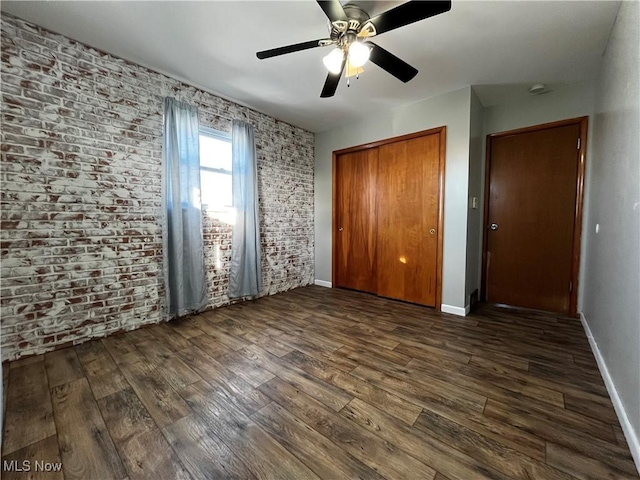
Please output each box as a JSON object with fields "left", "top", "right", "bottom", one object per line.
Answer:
{"left": 323, "top": 48, "right": 344, "bottom": 74}
{"left": 348, "top": 41, "right": 370, "bottom": 68}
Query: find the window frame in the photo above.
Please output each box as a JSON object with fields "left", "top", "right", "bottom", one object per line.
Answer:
{"left": 199, "top": 127, "right": 232, "bottom": 176}
{"left": 199, "top": 127, "right": 232, "bottom": 211}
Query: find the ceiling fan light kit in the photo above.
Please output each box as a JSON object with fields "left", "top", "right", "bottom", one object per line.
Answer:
{"left": 323, "top": 47, "right": 345, "bottom": 74}
{"left": 348, "top": 41, "right": 370, "bottom": 68}
{"left": 256, "top": 0, "right": 452, "bottom": 98}
{"left": 323, "top": 41, "right": 369, "bottom": 77}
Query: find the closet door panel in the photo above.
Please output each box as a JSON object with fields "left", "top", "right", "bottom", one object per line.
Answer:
{"left": 376, "top": 134, "right": 440, "bottom": 306}
{"left": 334, "top": 149, "right": 379, "bottom": 292}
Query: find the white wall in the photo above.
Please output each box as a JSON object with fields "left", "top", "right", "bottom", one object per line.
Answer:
{"left": 582, "top": 0, "right": 640, "bottom": 468}
{"left": 481, "top": 80, "right": 596, "bottom": 310}
{"left": 314, "top": 87, "right": 472, "bottom": 310}
{"left": 465, "top": 89, "right": 485, "bottom": 304}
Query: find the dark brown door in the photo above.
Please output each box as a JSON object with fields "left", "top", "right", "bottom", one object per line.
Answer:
{"left": 334, "top": 148, "right": 378, "bottom": 293}
{"left": 485, "top": 123, "right": 581, "bottom": 314}
{"left": 376, "top": 134, "right": 440, "bottom": 306}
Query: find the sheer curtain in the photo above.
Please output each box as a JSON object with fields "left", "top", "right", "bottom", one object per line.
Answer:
{"left": 162, "top": 97, "right": 208, "bottom": 317}
{"left": 229, "top": 119, "right": 262, "bottom": 298}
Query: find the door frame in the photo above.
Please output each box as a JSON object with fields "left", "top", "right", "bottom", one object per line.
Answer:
{"left": 332, "top": 126, "right": 446, "bottom": 310}
{"left": 481, "top": 116, "right": 588, "bottom": 317}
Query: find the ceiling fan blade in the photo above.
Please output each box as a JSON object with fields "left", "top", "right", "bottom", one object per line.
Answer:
{"left": 316, "top": 0, "right": 347, "bottom": 22}
{"left": 368, "top": 42, "right": 418, "bottom": 82}
{"left": 257, "top": 39, "right": 329, "bottom": 59}
{"left": 320, "top": 58, "right": 346, "bottom": 98}
{"left": 367, "top": 0, "right": 451, "bottom": 36}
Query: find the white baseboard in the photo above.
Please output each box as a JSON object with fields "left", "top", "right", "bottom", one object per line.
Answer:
{"left": 580, "top": 312, "right": 640, "bottom": 473}
{"left": 314, "top": 279, "right": 332, "bottom": 288}
{"left": 441, "top": 304, "right": 470, "bottom": 316}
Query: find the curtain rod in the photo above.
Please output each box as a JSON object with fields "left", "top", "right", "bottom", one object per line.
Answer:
{"left": 208, "top": 114, "right": 253, "bottom": 128}
{"left": 167, "top": 96, "right": 237, "bottom": 124}
{"left": 210, "top": 112, "right": 235, "bottom": 123}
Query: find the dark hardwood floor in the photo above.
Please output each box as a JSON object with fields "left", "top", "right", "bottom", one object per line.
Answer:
{"left": 2, "top": 286, "right": 638, "bottom": 479}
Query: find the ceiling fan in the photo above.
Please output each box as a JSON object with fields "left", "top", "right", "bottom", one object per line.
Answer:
{"left": 256, "top": 0, "right": 452, "bottom": 98}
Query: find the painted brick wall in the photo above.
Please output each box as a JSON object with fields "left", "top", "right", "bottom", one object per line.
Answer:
{"left": 0, "top": 14, "right": 315, "bottom": 362}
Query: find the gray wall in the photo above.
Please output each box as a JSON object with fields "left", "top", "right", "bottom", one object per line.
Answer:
{"left": 314, "top": 87, "right": 472, "bottom": 310}
{"left": 465, "top": 89, "right": 485, "bottom": 304}
{"left": 481, "top": 80, "right": 596, "bottom": 310}
{"left": 482, "top": 80, "right": 596, "bottom": 138}
{"left": 0, "top": 360, "right": 2, "bottom": 446}
{"left": 583, "top": 0, "right": 639, "bottom": 463}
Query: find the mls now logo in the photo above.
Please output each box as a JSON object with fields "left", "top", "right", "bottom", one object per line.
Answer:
{"left": 3, "top": 460, "right": 63, "bottom": 472}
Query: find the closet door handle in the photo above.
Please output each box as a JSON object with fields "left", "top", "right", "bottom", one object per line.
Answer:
{"left": 429, "top": 229, "right": 436, "bottom": 235}
{"left": 339, "top": 227, "right": 344, "bottom": 232}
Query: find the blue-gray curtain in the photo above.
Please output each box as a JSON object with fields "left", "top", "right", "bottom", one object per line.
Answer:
{"left": 229, "top": 119, "right": 262, "bottom": 298}
{"left": 162, "top": 97, "right": 208, "bottom": 317}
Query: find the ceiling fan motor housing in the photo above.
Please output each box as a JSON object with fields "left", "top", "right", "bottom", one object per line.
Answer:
{"left": 329, "top": 3, "right": 372, "bottom": 43}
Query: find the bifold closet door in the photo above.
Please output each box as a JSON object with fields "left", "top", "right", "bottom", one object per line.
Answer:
{"left": 376, "top": 134, "right": 440, "bottom": 306}
{"left": 334, "top": 148, "right": 379, "bottom": 293}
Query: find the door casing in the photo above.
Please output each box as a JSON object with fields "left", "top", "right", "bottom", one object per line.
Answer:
{"left": 481, "top": 116, "right": 588, "bottom": 317}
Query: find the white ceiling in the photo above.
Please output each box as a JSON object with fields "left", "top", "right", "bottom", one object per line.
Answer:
{"left": 1, "top": 1, "right": 620, "bottom": 132}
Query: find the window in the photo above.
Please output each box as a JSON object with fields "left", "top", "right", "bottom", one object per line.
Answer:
{"left": 199, "top": 128, "right": 232, "bottom": 211}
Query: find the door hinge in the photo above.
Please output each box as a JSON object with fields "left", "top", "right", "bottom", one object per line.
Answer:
{"left": 569, "top": 280, "right": 573, "bottom": 292}
{"left": 577, "top": 138, "right": 581, "bottom": 149}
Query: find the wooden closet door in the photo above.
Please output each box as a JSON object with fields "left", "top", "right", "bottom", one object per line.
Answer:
{"left": 376, "top": 134, "right": 440, "bottom": 306}
{"left": 334, "top": 149, "right": 378, "bottom": 293}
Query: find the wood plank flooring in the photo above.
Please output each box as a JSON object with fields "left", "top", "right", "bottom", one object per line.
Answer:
{"left": 2, "top": 286, "right": 638, "bottom": 479}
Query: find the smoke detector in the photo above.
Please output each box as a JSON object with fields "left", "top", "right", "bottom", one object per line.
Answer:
{"left": 529, "top": 83, "right": 547, "bottom": 95}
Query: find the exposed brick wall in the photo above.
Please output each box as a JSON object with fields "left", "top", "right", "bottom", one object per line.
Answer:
{"left": 0, "top": 14, "right": 315, "bottom": 362}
